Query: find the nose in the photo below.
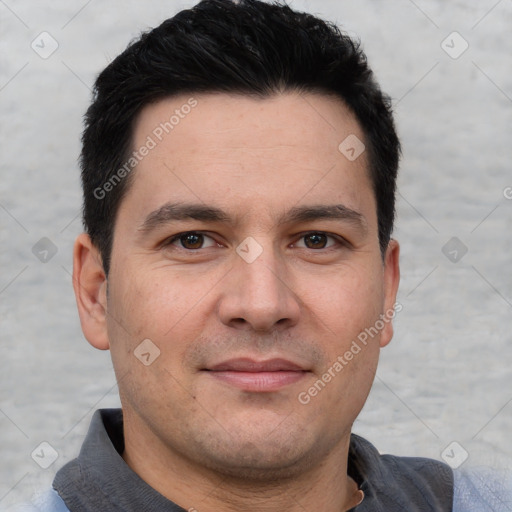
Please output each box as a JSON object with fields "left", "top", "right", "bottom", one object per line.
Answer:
{"left": 217, "top": 245, "right": 301, "bottom": 333}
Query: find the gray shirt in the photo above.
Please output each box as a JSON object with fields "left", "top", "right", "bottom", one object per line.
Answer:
{"left": 51, "top": 408, "right": 454, "bottom": 511}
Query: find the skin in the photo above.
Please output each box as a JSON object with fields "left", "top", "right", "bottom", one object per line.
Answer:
{"left": 73, "top": 91, "right": 400, "bottom": 512}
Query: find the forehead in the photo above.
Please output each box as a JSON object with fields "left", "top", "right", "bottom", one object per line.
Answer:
{"left": 133, "top": 91, "right": 364, "bottom": 159}
{"left": 121, "top": 91, "right": 375, "bottom": 230}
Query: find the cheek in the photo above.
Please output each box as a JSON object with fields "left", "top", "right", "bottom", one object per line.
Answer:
{"left": 302, "top": 263, "right": 384, "bottom": 340}
{"left": 323, "top": 268, "right": 384, "bottom": 402}
{"left": 108, "top": 264, "right": 192, "bottom": 339}
{"left": 105, "top": 268, "right": 194, "bottom": 413}
{"left": 106, "top": 262, "right": 219, "bottom": 376}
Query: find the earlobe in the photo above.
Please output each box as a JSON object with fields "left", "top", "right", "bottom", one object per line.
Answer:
{"left": 72, "top": 233, "right": 110, "bottom": 350}
{"left": 380, "top": 239, "right": 400, "bottom": 348}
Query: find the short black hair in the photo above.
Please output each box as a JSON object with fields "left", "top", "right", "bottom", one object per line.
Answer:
{"left": 81, "top": 0, "right": 400, "bottom": 275}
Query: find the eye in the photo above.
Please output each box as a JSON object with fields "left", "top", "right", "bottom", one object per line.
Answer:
{"left": 294, "top": 232, "right": 340, "bottom": 250}
{"left": 166, "top": 231, "right": 218, "bottom": 250}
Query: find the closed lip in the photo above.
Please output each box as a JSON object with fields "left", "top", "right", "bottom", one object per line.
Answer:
{"left": 203, "top": 357, "right": 310, "bottom": 392}
{"left": 205, "top": 358, "right": 308, "bottom": 372}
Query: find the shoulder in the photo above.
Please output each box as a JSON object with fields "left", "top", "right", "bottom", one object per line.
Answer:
{"left": 4, "top": 489, "right": 69, "bottom": 512}
{"left": 349, "top": 434, "right": 454, "bottom": 510}
{"left": 453, "top": 466, "right": 512, "bottom": 512}
{"left": 351, "top": 433, "right": 454, "bottom": 484}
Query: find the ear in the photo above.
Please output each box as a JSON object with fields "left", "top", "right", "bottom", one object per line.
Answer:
{"left": 379, "top": 239, "right": 400, "bottom": 348}
{"left": 72, "top": 233, "right": 110, "bottom": 350}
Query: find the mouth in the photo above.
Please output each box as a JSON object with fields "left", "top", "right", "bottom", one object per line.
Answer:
{"left": 202, "top": 358, "right": 310, "bottom": 392}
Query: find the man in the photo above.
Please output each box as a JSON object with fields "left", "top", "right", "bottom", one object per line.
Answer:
{"left": 11, "top": 0, "right": 504, "bottom": 510}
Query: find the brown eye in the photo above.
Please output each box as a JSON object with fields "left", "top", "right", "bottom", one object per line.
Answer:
{"left": 167, "top": 232, "right": 217, "bottom": 250}
{"left": 303, "top": 233, "right": 328, "bottom": 249}
{"left": 179, "top": 233, "right": 204, "bottom": 249}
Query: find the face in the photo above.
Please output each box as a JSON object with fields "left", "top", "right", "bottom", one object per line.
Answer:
{"left": 75, "top": 92, "right": 399, "bottom": 481}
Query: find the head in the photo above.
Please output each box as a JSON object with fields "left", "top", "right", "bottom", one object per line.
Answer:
{"left": 74, "top": 0, "right": 400, "bottom": 493}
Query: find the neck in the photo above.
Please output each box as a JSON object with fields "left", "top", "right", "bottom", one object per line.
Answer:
{"left": 122, "top": 411, "right": 358, "bottom": 512}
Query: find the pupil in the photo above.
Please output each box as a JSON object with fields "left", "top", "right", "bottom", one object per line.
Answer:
{"left": 182, "top": 233, "right": 203, "bottom": 249}
{"left": 306, "top": 233, "right": 326, "bottom": 249}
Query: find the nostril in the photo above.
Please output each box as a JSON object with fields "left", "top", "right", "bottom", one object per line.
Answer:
{"left": 229, "top": 318, "right": 248, "bottom": 328}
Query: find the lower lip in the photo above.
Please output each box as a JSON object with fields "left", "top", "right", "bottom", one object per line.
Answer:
{"left": 206, "top": 371, "right": 308, "bottom": 392}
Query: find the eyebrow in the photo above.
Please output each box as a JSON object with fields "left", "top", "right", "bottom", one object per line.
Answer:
{"left": 282, "top": 204, "right": 366, "bottom": 231}
{"left": 139, "top": 203, "right": 231, "bottom": 233}
{"left": 138, "top": 202, "right": 367, "bottom": 234}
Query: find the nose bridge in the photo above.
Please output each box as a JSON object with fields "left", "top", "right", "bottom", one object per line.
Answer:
{"left": 218, "top": 238, "right": 300, "bottom": 331}
{"left": 243, "top": 252, "right": 284, "bottom": 304}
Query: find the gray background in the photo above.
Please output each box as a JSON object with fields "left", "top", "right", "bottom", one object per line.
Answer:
{"left": 1, "top": 0, "right": 511, "bottom": 507}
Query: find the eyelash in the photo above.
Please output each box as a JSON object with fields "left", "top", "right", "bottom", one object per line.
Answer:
{"left": 163, "top": 231, "right": 348, "bottom": 251}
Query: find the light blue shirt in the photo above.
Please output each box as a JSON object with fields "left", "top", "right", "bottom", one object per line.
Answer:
{"left": 453, "top": 467, "right": 512, "bottom": 511}
{"left": 4, "top": 489, "right": 68, "bottom": 512}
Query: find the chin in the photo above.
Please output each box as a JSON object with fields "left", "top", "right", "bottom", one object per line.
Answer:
{"left": 186, "top": 418, "right": 327, "bottom": 482}
{"left": 200, "top": 441, "right": 317, "bottom": 482}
